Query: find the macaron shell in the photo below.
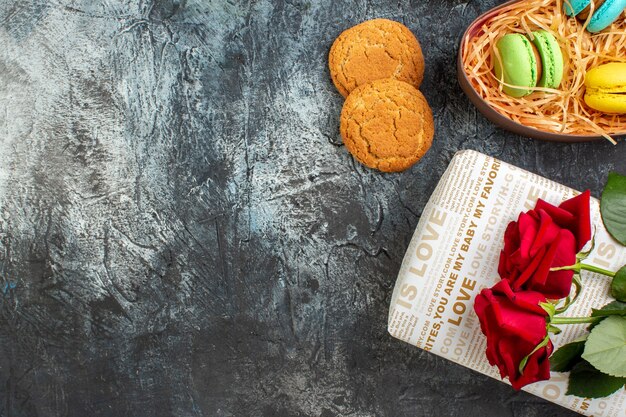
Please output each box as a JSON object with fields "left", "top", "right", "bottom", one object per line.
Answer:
{"left": 564, "top": 0, "right": 592, "bottom": 16}
{"left": 587, "top": 0, "right": 626, "bottom": 32}
{"left": 531, "top": 31, "right": 564, "bottom": 88}
{"left": 585, "top": 92, "right": 626, "bottom": 113}
{"left": 494, "top": 34, "right": 538, "bottom": 97}
{"left": 584, "top": 63, "right": 626, "bottom": 114}
{"left": 585, "top": 62, "right": 626, "bottom": 90}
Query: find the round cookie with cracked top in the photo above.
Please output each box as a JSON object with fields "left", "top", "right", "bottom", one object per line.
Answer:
{"left": 340, "top": 79, "right": 434, "bottom": 173}
{"left": 329, "top": 18, "right": 425, "bottom": 98}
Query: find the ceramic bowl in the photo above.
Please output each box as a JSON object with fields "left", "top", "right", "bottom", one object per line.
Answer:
{"left": 457, "top": 0, "right": 625, "bottom": 143}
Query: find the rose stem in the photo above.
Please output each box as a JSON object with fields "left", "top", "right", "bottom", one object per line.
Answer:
{"left": 550, "top": 263, "right": 616, "bottom": 277}
{"left": 551, "top": 316, "right": 602, "bottom": 325}
{"left": 579, "top": 263, "right": 616, "bottom": 277}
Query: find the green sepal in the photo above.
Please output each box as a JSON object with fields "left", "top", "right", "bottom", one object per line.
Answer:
{"left": 547, "top": 324, "right": 562, "bottom": 335}
{"left": 576, "top": 230, "right": 596, "bottom": 262}
{"left": 572, "top": 273, "right": 582, "bottom": 297}
{"left": 556, "top": 274, "right": 582, "bottom": 315}
{"left": 519, "top": 334, "right": 551, "bottom": 374}
{"left": 540, "top": 302, "right": 556, "bottom": 321}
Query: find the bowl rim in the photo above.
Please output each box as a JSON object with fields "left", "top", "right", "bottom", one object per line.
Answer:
{"left": 456, "top": 0, "right": 625, "bottom": 143}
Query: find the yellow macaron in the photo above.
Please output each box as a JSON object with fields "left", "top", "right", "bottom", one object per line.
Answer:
{"left": 584, "top": 63, "right": 626, "bottom": 114}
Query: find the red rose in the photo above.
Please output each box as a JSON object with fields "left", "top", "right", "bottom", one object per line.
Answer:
{"left": 498, "top": 191, "right": 591, "bottom": 299}
{"left": 474, "top": 280, "right": 553, "bottom": 390}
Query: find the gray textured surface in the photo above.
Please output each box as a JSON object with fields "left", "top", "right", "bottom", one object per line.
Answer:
{"left": 0, "top": 1, "right": 623, "bottom": 416}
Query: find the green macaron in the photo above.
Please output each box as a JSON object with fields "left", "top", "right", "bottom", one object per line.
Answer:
{"left": 530, "top": 30, "right": 563, "bottom": 89}
{"left": 493, "top": 34, "right": 539, "bottom": 97}
{"left": 493, "top": 31, "right": 564, "bottom": 97}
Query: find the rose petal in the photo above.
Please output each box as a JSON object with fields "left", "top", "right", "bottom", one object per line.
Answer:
{"left": 517, "top": 211, "right": 539, "bottom": 263}
{"left": 498, "top": 249, "right": 508, "bottom": 278}
{"left": 559, "top": 190, "right": 591, "bottom": 251}
{"left": 535, "top": 199, "right": 575, "bottom": 227}
{"left": 508, "top": 246, "right": 545, "bottom": 291}
{"left": 532, "top": 230, "right": 576, "bottom": 299}
{"left": 474, "top": 282, "right": 552, "bottom": 390}
{"left": 536, "top": 191, "right": 591, "bottom": 251}
{"left": 498, "top": 338, "right": 522, "bottom": 382}
{"left": 494, "top": 280, "right": 546, "bottom": 315}
{"left": 489, "top": 281, "right": 549, "bottom": 344}
{"left": 530, "top": 210, "right": 560, "bottom": 257}
{"left": 529, "top": 232, "right": 564, "bottom": 288}
{"left": 508, "top": 342, "right": 553, "bottom": 390}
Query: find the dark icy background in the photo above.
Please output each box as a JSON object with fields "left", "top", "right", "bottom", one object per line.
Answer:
{"left": 0, "top": 1, "right": 622, "bottom": 416}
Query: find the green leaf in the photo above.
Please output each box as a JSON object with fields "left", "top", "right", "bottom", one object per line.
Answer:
{"left": 566, "top": 360, "right": 626, "bottom": 398}
{"left": 601, "top": 172, "right": 626, "bottom": 246}
{"left": 612, "top": 266, "right": 626, "bottom": 302}
{"left": 587, "top": 317, "right": 604, "bottom": 332}
{"left": 582, "top": 315, "right": 626, "bottom": 378}
{"left": 592, "top": 300, "right": 626, "bottom": 317}
{"left": 550, "top": 340, "right": 586, "bottom": 372}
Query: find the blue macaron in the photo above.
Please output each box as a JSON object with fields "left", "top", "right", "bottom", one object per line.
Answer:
{"left": 564, "top": 0, "right": 592, "bottom": 16}
{"left": 587, "top": 0, "right": 626, "bottom": 32}
{"left": 564, "top": 0, "right": 626, "bottom": 32}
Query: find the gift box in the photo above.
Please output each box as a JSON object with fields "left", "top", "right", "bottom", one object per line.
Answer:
{"left": 388, "top": 150, "right": 625, "bottom": 415}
